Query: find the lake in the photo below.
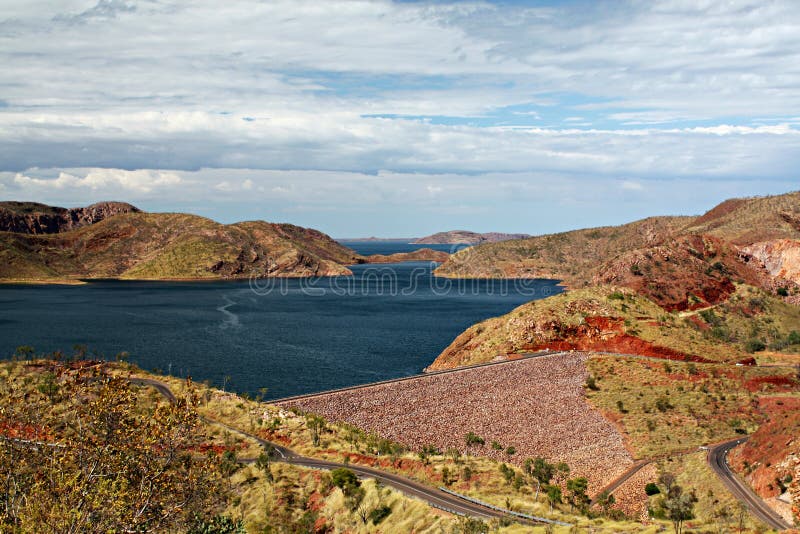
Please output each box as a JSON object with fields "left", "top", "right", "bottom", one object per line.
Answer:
{"left": 0, "top": 241, "right": 561, "bottom": 399}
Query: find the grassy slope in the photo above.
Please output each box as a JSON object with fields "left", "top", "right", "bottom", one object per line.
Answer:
{"left": 683, "top": 191, "right": 800, "bottom": 245}
{"left": 430, "top": 285, "right": 800, "bottom": 370}
{"left": 0, "top": 212, "right": 360, "bottom": 281}
{"left": 435, "top": 216, "right": 689, "bottom": 282}
{"left": 434, "top": 192, "right": 800, "bottom": 310}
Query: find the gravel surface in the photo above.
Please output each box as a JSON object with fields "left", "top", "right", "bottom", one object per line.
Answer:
{"left": 281, "top": 352, "right": 633, "bottom": 492}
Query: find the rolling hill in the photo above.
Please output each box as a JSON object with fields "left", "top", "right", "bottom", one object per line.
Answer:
{"left": 435, "top": 192, "right": 800, "bottom": 310}
{"left": 0, "top": 210, "right": 361, "bottom": 281}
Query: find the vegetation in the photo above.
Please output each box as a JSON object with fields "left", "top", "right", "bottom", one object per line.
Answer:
{"left": 0, "top": 211, "right": 358, "bottom": 281}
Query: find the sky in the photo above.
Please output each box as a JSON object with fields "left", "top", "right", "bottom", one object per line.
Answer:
{"left": 0, "top": 0, "right": 798, "bottom": 237}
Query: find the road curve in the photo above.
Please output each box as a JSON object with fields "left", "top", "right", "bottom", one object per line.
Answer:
{"left": 130, "top": 376, "right": 546, "bottom": 523}
{"left": 707, "top": 437, "right": 792, "bottom": 531}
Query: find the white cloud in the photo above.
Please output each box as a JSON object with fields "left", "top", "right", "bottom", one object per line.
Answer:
{"left": 1, "top": 1, "right": 800, "bottom": 234}
{"left": 620, "top": 180, "right": 644, "bottom": 191}
{"left": 13, "top": 169, "right": 181, "bottom": 193}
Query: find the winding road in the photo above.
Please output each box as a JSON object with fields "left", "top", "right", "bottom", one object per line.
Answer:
{"left": 129, "top": 377, "right": 546, "bottom": 523}
{"left": 708, "top": 437, "right": 792, "bottom": 531}
{"left": 131, "top": 367, "right": 793, "bottom": 531}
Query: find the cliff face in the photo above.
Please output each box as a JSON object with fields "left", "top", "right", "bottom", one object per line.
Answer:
{"left": 0, "top": 201, "right": 140, "bottom": 234}
{"left": 0, "top": 211, "right": 360, "bottom": 281}
{"left": 744, "top": 239, "right": 800, "bottom": 286}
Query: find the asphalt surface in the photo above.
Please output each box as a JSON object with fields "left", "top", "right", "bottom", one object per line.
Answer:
{"left": 707, "top": 437, "right": 792, "bottom": 531}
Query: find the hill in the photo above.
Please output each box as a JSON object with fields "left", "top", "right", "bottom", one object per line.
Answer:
{"left": 413, "top": 230, "right": 530, "bottom": 245}
{"left": 0, "top": 201, "right": 139, "bottom": 234}
{"left": 435, "top": 192, "right": 800, "bottom": 309}
{"left": 0, "top": 211, "right": 360, "bottom": 281}
{"left": 428, "top": 285, "right": 800, "bottom": 370}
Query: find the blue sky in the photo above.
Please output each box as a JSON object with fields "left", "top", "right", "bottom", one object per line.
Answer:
{"left": 0, "top": 0, "right": 799, "bottom": 237}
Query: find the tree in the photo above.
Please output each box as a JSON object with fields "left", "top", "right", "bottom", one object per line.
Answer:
{"left": 566, "top": 477, "right": 589, "bottom": 512}
{"left": 306, "top": 414, "right": 326, "bottom": 446}
{"left": 331, "top": 467, "right": 364, "bottom": 509}
{"left": 525, "top": 457, "right": 555, "bottom": 500}
{"left": 546, "top": 484, "right": 562, "bottom": 512}
{"left": 596, "top": 490, "right": 616, "bottom": 515}
{"left": 660, "top": 484, "right": 697, "bottom": 534}
{"left": 255, "top": 449, "right": 273, "bottom": 482}
{"left": 0, "top": 365, "right": 227, "bottom": 533}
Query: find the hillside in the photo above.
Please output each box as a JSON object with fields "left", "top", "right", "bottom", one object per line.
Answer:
{"left": 0, "top": 212, "right": 360, "bottom": 281}
{"left": 428, "top": 285, "right": 800, "bottom": 370}
{"left": 0, "top": 201, "right": 139, "bottom": 234}
{"left": 413, "top": 230, "right": 530, "bottom": 245}
{"left": 362, "top": 248, "right": 449, "bottom": 264}
{"left": 434, "top": 192, "right": 800, "bottom": 309}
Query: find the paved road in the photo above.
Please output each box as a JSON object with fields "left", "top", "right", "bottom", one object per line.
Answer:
{"left": 133, "top": 364, "right": 793, "bottom": 530}
{"left": 131, "top": 377, "right": 548, "bottom": 523}
{"left": 708, "top": 437, "right": 792, "bottom": 531}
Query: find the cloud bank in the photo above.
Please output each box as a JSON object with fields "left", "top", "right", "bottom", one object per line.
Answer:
{"left": 0, "top": 0, "right": 798, "bottom": 234}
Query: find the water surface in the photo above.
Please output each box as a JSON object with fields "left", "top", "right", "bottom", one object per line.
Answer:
{"left": 0, "top": 242, "right": 560, "bottom": 398}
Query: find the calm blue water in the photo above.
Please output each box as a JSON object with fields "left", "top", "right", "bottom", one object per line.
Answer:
{"left": 0, "top": 242, "right": 561, "bottom": 399}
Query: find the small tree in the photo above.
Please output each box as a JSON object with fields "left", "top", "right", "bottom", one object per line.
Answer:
{"left": 566, "top": 477, "right": 589, "bottom": 513}
{"left": 661, "top": 485, "right": 697, "bottom": 534}
{"left": 526, "top": 457, "right": 555, "bottom": 500}
{"left": 596, "top": 490, "right": 616, "bottom": 515}
{"left": 331, "top": 468, "right": 364, "bottom": 510}
{"left": 254, "top": 450, "right": 273, "bottom": 483}
{"left": 306, "top": 414, "right": 326, "bottom": 446}
{"left": 546, "top": 484, "right": 562, "bottom": 512}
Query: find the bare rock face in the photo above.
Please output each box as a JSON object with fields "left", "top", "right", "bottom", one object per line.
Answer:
{"left": 0, "top": 201, "right": 140, "bottom": 234}
{"left": 744, "top": 239, "right": 800, "bottom": 286}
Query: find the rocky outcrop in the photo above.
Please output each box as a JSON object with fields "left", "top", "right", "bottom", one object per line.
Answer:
{"left": 0, "top": 201, "right": 140, "bottom": 234}
{"left": 744, "top": 239, "right": 800, "bottom": 286}
{"left": 593, "top": 234, "right": 776, "bottom": 311}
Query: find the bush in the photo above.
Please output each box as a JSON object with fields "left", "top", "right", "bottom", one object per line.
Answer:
{"left": 645, "top": 482, "right": 661, "bottom": 496}
{"left": 369, "top": 505, "right": 391, "bottom": 525}
{"left": 505, "top": 446, "right": 516, "bottom": 456}
{"left": 585, "top": 375, "right": 599, "bottom": 391}
{"left": 777, "top": 287, "right": 789, "bottom": 297}
{"left": 608, "top": 291, "right": 625, "bottom": 301}
{"left": 465, "top": 432, "right": 485, "bottom": 446}
{"left": 744, "top": 339, "right": 766, "bottom": 353}
{"left": 655, "top": 397, "right": 673, "bottom": 412}
{"left": 491, "top": 441, "right": 503, "bottom": 450}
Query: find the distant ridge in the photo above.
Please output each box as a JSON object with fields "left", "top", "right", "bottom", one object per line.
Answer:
{"left": 413, "top": 230, "right": 530, "bottom": 245}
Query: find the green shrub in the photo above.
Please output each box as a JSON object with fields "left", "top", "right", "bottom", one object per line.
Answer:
{"left": 744, "top": 339, "right": 766, "bottom": 353}
{"left": 644, "top": 482, "right": 661, "bottom": 496}
{"left": 369, "top": 505, "right": 392, "bottom": 525}
{"left": 465, "top": 432, "right": 485, "bottom": 446}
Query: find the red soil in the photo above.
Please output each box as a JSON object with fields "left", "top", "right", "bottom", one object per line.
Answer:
{"left": 729, "top": 397, "right": 800, "bottom": 498}
{"left": 520, "top": 316, "right": 715, "bottom": 363}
